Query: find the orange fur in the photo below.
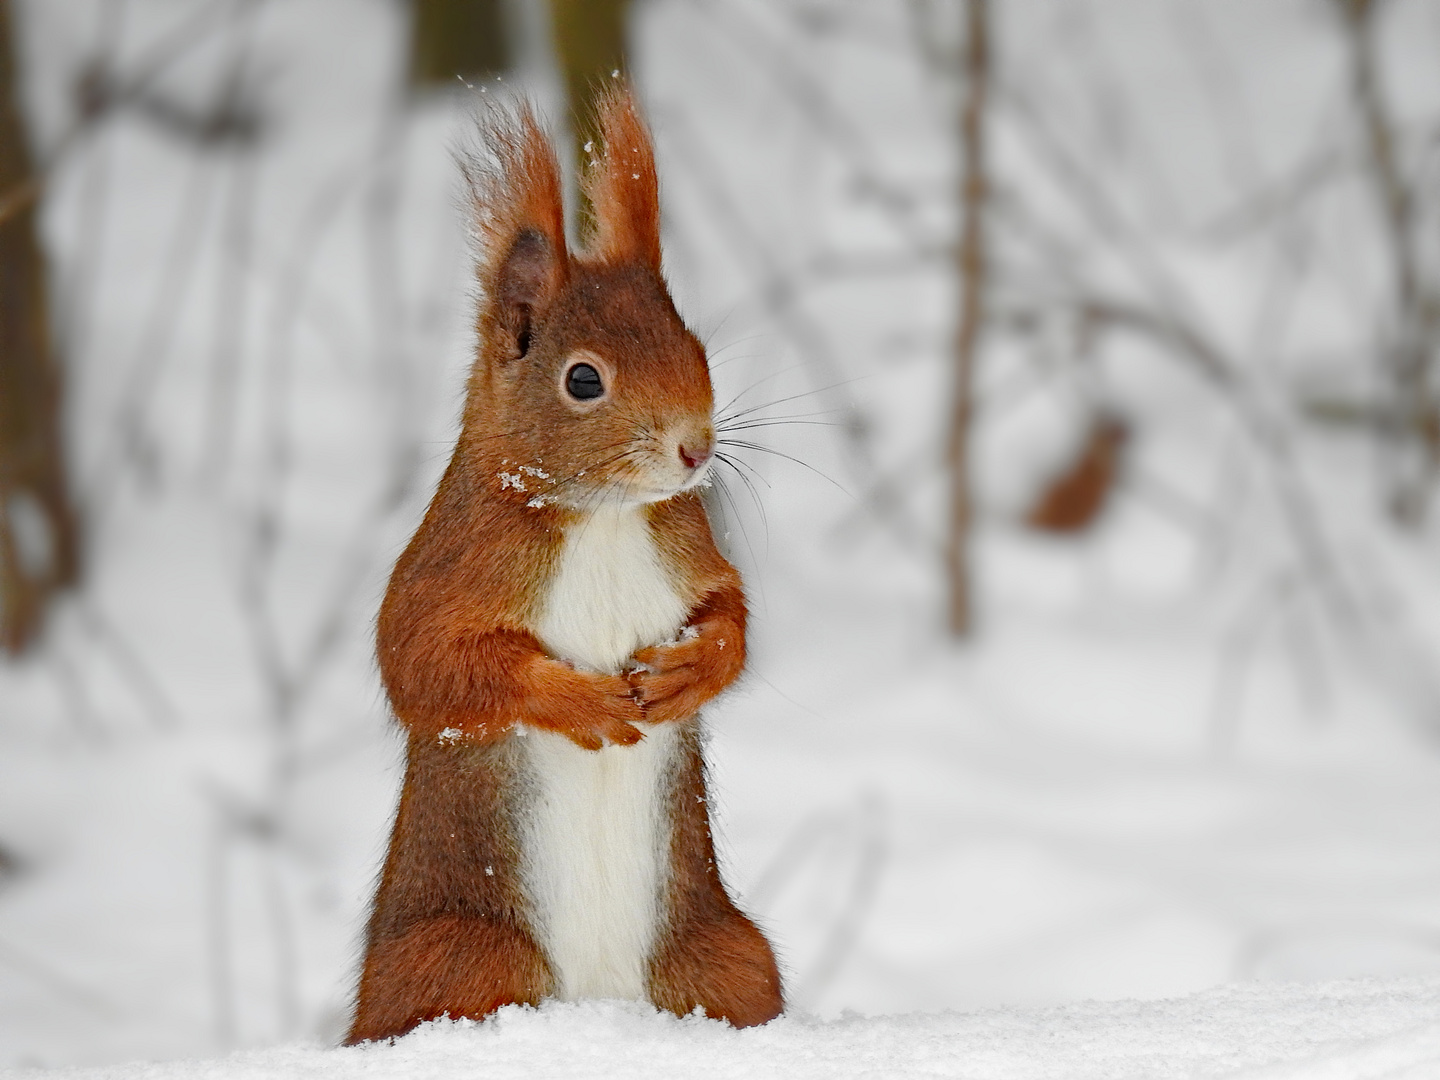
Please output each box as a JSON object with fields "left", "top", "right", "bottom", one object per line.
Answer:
{"left": 349, "top": 738, "right": 551, "bottom": 1043}
{"left": 348, "top": 88, "right": 781, "bottom": 1043}
{"left": 581, "top": 86, "right": 663, "bottom": 270}
{"left": 634, "top": 494, "right": 747, "bottom": 723}
{"left": 647, "top": 723, "right": 783, "bottom": 1026}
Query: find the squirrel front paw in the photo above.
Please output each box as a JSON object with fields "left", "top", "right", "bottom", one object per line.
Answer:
{"left": 523, "top": 656, "right": 646, "bottom": 750}
{"left": 629, "top": 618, "right": 743, "bottom": 724}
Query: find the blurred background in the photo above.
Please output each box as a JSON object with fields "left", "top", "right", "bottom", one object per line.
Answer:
{"left": 2, "top": 0, "right": 1440, "bottom": 1068}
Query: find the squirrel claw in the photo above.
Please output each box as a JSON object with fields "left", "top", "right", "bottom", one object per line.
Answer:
{"left": 605, "top": 721, "right": 646, "bottom": 747}
{"left": 566, "top": 717, "right": 644, "bottom": 751}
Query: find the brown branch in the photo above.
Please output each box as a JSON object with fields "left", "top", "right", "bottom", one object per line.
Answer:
{"left": 0, "top": 0, "right": 78, "bottom": 653}
{"left": 0, "top": 0, "right": 258, "bottom": 227}
{"left": 702, "top": 2, "right": 933, "bottom": 251}
{"left": 1063, "top": 293, "right": 1365, "bottom": 633}
{"left": 945, "top": 0, "right": 989, "bottom": 637}
{"left": 1336, "top": 0, "right": 1439, "bottom": 524}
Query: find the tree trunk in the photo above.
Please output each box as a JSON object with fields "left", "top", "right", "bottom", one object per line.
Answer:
{"left": 549, "top": 0, "right": 631, "bottom": 176}
{"left": 1336, "top": 0, "right": 1438, "bottom": 525}
{"left": 408, "top": 0, "right": 510, "bottom": 89}
{"left": 0, "top": 0, "right": 77, "bottom": 654}
{"left": 945, "top": 0, "right": 989, "bottom": 637}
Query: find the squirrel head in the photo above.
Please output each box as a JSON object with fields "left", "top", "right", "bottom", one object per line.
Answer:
{"left": 461, "top": 87, "right": 714, "bottom": 511}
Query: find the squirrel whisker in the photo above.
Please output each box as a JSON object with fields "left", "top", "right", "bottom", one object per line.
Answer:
{"left": 716, "top": 438, "right": 852, "bottom": 499}
{"left": 708, "top": 461, "right": 765, "bottom": 569}
{"left": 714, "top": 375, "right": 867, "bottom": 428}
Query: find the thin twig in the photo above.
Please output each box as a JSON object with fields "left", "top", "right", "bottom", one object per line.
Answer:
{"left": 946, "top": 0, "right": 989, "bottom": 637}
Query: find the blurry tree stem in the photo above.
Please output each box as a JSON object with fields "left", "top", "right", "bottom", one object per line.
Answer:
{"left": 945, "top": 0, "right": 988, "bottom": 637}
{"left": 1337, "top": 0, "right": 1438, "bottom": 525}
{"left": 0, "top": 0, "right": 78, "bottom": 653}
{"left": 549, "top": 0, "right": 631, "bottom": 196}
{"left": 408, "top": 0, "right": 510, "bottom": 89}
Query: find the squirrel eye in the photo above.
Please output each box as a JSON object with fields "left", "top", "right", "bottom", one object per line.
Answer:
{"left": 564, "top": 362, "right": 605, "bottom": 401}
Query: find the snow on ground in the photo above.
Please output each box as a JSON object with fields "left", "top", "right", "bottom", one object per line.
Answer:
{"left": 5, "top": 0, "right": 1440, "bottom": 1075}
{"left": 10, "top": 979, "right": 1440, "bottom": 1080}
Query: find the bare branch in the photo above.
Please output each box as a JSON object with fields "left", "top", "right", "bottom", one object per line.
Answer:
{"left": 946, "top": 0, "right": 989, "bottom": 637}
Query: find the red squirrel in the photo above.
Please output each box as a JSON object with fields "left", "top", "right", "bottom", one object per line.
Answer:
{"left": 346, "top": 88, "right": 783, "bottom": 1043}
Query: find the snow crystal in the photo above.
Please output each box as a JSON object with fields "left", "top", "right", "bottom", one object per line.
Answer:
{"left": 498, "top": 471, "right": 526, "bottom": 492}
{"left": 437, "top": 727, "right": 464, "bottom": 745}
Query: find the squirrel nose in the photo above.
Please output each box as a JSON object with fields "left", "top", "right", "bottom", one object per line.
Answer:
{"left": 678, "top": 436, "right": 714, "bottom": 471}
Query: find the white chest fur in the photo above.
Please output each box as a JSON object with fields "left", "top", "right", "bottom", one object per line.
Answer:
{"left": 534, "top": 502, "right": 688, "bottom": 675}
{"left": 522, "top": 504, "right": 689, "bottom": 1001}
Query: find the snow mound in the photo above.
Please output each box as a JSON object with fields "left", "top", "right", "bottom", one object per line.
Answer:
{"left": 15, "top": 978, "right": 1440, "bottom": 1080}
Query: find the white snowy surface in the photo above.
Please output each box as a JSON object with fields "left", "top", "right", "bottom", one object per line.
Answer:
{"left": 5, "top": 0, "right": 1440, "bottom": 1075}
{"left": 9, "top": 980, "right": 1440, "bottom": 1080}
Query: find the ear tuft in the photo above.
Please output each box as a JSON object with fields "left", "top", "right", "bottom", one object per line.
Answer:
{"left": 465, "top": 102, "right": 568, "bottom": 361}
{"left": 580, "top": 83, "right": 662, "bottom": 270}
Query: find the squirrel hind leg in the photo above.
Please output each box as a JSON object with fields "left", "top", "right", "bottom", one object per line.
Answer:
{"left": 346, "top": 913, "right": 552, "bottom": 1044}
{"left": 647, "top": 910, "right": 784, "bottom": 1028}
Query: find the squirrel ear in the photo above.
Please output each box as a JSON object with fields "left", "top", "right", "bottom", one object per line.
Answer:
{"left": 468, "top": 104, "right": 568, "bottom": 363}
{"left": 581, "top": 83, "right": 662, "bottom": 271}
{"left": 495, "top": 226, "right": 558, "bottom": 360}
